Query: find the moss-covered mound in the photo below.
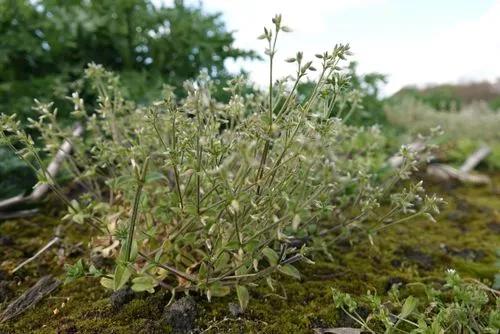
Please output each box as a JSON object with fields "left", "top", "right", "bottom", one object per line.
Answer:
{"left": 1, "top": 176, "right": 499, "bottom": 333}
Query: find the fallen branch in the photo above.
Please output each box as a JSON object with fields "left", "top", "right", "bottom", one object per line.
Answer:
{"left": 0, "top": 209, "right": 39, "bottom": 221}
{"left": 459, "top": 145, "right": 491, "bottom": 174}
{"left": 0, "top": 275, "right": 61, "bottom": 323}
{"left": 389, "top": 142, "right": 491, "bottom": 185}
{"left": 425, "top": 146, "right": 491, "bottom": 185}
{"left": 0, "top": 123, "right": 84, "bottom": 211}
{"left": 426, "top": 163, "right": 490, "bottom": 185}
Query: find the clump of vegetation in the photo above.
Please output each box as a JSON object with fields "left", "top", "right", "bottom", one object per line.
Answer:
{"left": 385, "top": 97, "right": 500, "bottom": 169}
{"left": 0, "top": 15, "right": 443, "bottom": 310}
{"left": 332, "top": 270, "right": 499, "bottom": 333}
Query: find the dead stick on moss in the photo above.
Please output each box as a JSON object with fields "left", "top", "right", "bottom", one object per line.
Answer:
{"left": 426, "top": 163, "right": 491, "bottom": 184}
{"left": 11, "top": 226, "right": 62, "bottom": 274}
{"left": 0, "top": 209, "right": 39, "bottom": 221}
{"left": 10, "top": 236, "right": 60, "bottom": 274}
{"left": 0, "top": 123, "right": 84, "bottom": 211}
{"left": 0, "top": 275, "right": 61, "bottom": 323}
{"left": 425, "top": 145, "right": 491, "bottom": 184}
{"left": 459, "top": 145, "right": 491, "bottom": 174}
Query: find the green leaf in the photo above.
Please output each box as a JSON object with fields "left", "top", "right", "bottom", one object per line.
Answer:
{"left": 118, "top": 239, "right": 138, "bottom": 262}
{"left": 89, "top": 264, "right": 103, "bottom": 277}
{"left": 225, "top": 241, "right": 240, "bottom": 251}
{"left": 130, "top": 239, "right": 138, "bottom": 261}
{"left": 262, "top": 247, "right": 279, "bottom": 266}
{"left": 236, "top": 285, "right": 249, "bottom": 310}
{"left": 73, "top": 213, "right": 85, "bottom": 224}
{"left": 230, "top": 199, "right": 240, "bottom": 213}
{"left": 113, "top": 263, "right": 132, "bottom": 291}
{"left": 100, "top": 277, "right": 114, "bottom": 290}
{"left": 208, "top": 282, "right": 230, "bottom": 300}
{"left": 214, "top": 252, "right": 230, "bottom": 271}
{"left": 320, "top": 328, "right": 361, "bottom": 334}
{"left": 198, "top": 262, "right": 208, "bottom": 280}
{"left": 243, "top": 240, "right": 259, "bottom": 253}
{"left": 131, "top": 276, "right": 157, "bottom": 293}
{"left": 235, "top": 265, "right": 250, "bottom": 276}
{"left": 64, "top": 259, "right": 85, "bottom": 284}
{"left": 399, "top": 296, "right": 417, "bottom": 319}
{"left": 154, "top": 248, "right": 164, "bottom": 263}
{"left": 145, "top": 171, "right": 166, "bottom": 183}
{"left": 278, "top": 264, "right": 301, "bottom": 280}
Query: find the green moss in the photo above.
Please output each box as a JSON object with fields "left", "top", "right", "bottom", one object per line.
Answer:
{"left": 0, "top": 278, "right": 173, "bottom": 334}
{"left": 1, "top": 175, "right": 499, "bottom": 333}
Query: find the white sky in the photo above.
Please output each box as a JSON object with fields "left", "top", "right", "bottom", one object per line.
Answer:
{"left": 163, "top": 0, "right": 500, "bottom": 95}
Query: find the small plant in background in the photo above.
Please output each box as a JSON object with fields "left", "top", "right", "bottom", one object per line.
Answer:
{"left": 331, "top": 270, "right": 500, "bottom": 333}
{"left": 0, "top": 15, "right": 442, "bottom": 309}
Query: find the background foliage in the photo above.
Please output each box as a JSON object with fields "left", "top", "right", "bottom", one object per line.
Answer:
{"left": 0, "top": 0, "right": 256, "bottom": 199}
{"left": 393, "top": 80, "right": 500, "bottom": 111}
{"left": 0, "top": 0, "right": 256, "bottom": 120}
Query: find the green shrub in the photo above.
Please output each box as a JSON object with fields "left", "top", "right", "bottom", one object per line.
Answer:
{"left": 0, "top": 16, "right": 441, "bottom": 308}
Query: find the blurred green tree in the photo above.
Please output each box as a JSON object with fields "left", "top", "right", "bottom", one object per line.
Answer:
{"left": 0, "top": 0, "right": 256, "bottom": 120}
{"left": 0, "top": 0, "right": 256, "bottom": 199}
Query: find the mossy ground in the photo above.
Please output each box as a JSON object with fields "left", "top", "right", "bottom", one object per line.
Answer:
{"left": 1, "top": 175, "right": 499, "bottom": 333}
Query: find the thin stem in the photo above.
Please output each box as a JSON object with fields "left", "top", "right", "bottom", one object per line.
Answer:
{"left": 138, "top": 251, "right": 197, "bottom": 283}
{"left": 256, "top": 28, "right": 279, "bottom": 195}
{"left": 341, "top": 306, "right": 376, "bottom": 334}
{"left": 373, "top": 212, "right": 423, "bottom": 232}
{"left": 124, "top": 157, "right": 150, "bottom": 262}
{"left": 196, "top": 97, "right": 202, "bottom": 215}
{"left": 152, "top": 112, "right": 184, "bottom": 209}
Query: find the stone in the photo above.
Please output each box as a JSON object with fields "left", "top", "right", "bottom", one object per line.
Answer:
{"left": 110, "top": 287, "right": 135, "bottom": 310}
{"left": 228, "top": 302, "right": 243, "bottom": 317}
{"left": 162, "top": 296, "right": 198, "bottom": 334}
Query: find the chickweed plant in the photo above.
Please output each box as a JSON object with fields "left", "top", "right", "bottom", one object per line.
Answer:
{"left": 332, "top": 270, "right": 500, "bottom": 333}
{"left": 0, "top": 15, "right": 443, "bottom": 309}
